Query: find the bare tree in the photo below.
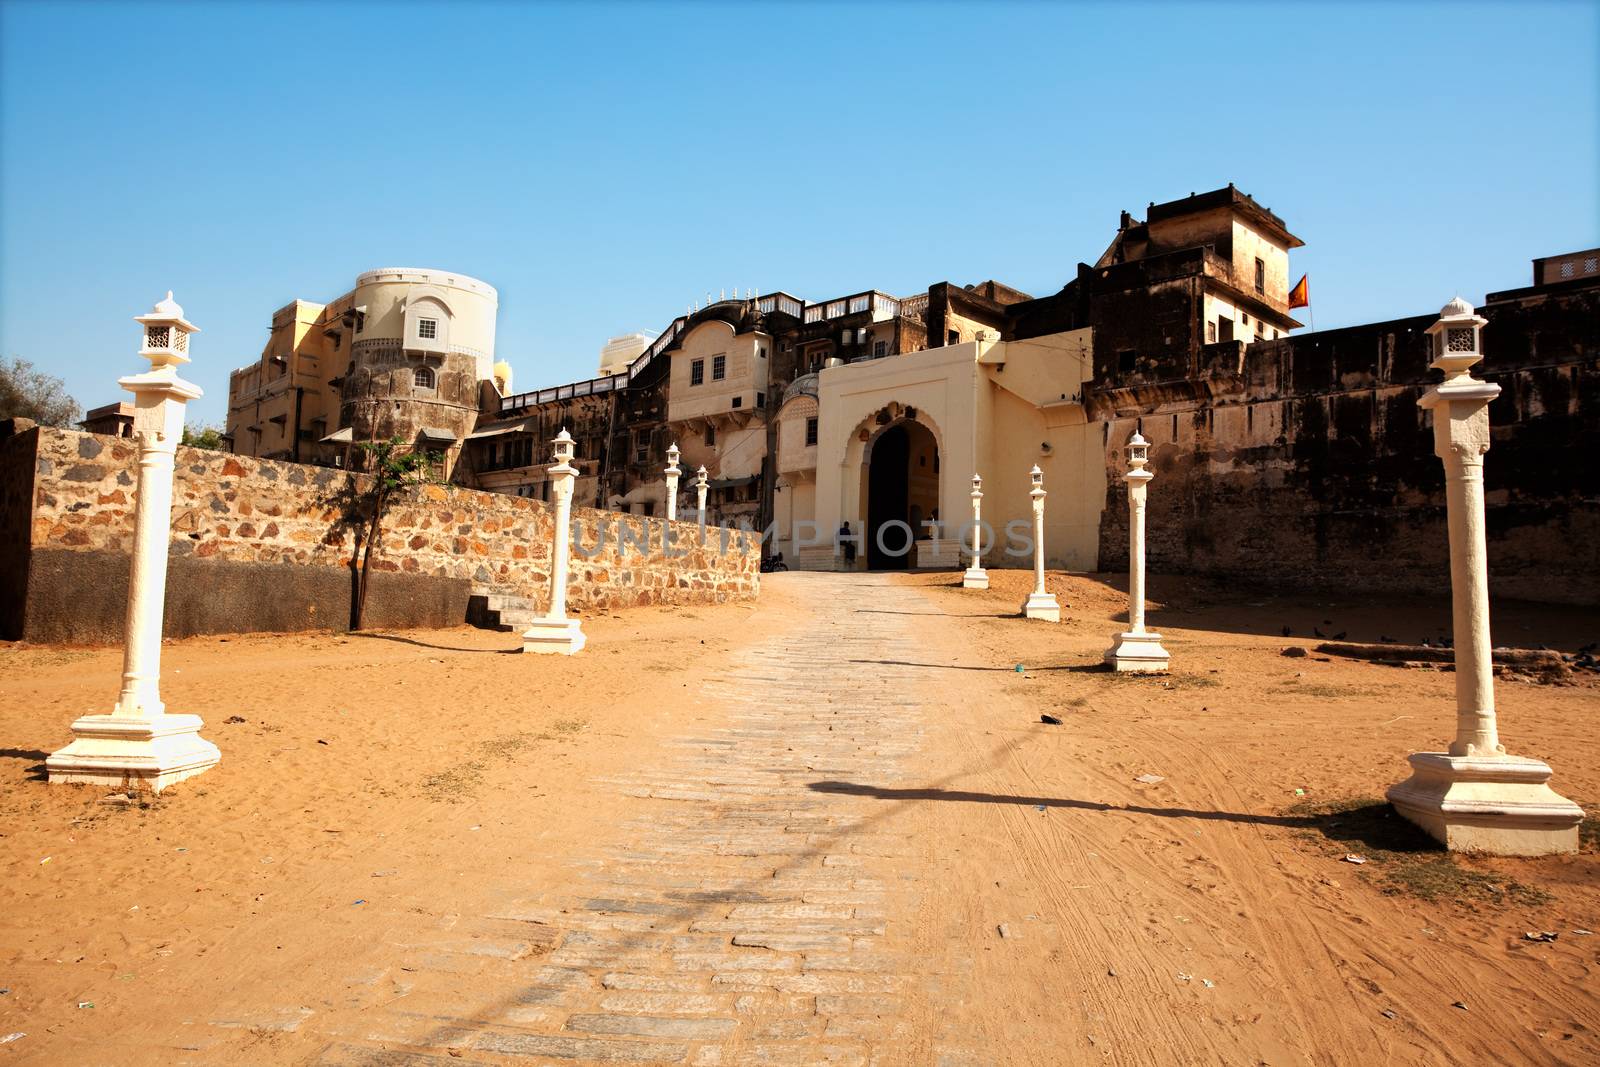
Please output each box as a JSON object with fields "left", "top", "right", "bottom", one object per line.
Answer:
{"left": 0, "top": 358, "right": 80, "bottom": 427}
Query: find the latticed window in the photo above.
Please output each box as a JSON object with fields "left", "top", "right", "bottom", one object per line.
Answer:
{"left": 690, "top": 359, "right": 704, "bottom": 386}
{"left": 712, "top": 354, "right": 726, "bottom": 380}
{"left": 418, "top": 318, "right": 438, "bottom": 339}
{"left": 1446, "top": 327, "right": 1475, "bottom": 353}
{"left": 806, "top": 417, "right": 818, "bottom": 446}
{"left": 146, "top": 326, "right": 170, "bottom": 348}
{"left": 413, "top": 366, "right": 435, "bottom": 389}
{"left": 174, "top": 330, "right": 188, "bottom": 352}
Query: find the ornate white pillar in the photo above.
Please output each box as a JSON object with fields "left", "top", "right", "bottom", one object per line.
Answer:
{"left": 1021, "top": 465, "right": 1060, "bottom": 621}
{"left": 664, "top": 442, "right": 681, "bottom": 522}
{"left": 1386, "top": 298, "right": 1582, "bottom": 854}
{"left": 47, "top": 293, "right": 221, "bottom": 793}
{"left": 962, "top": 473, "right": 989, "bottom": 589}
{"left": 695, "top": 465, "right": 709, "bottom": 543}
{"left": 522, "top": 429, "right": 587, "bottom": 654}
{"left": 1106, "top": 432, "right": 1168, "bottom": 672}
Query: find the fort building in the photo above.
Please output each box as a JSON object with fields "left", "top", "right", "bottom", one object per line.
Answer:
{"left": 225, "top": 268, "right": 501, "bottom": 475}
{"left": 218, "top": 188, "right": 1599, "bottom": 603}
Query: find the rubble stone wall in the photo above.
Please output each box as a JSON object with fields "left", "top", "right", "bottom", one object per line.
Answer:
{"left": 1, "top": 424, "right": 759, "bottom": 644}
{"left": 1093, "top": 284, "right": 1600, "bottom": 605}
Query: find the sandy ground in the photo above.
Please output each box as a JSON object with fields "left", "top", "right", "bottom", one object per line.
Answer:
{"left": 0, "top": 570, "right": 1597, "bottom": 1065}
{"left": 894, "top": 568, "right": 1600, "bottom": 1065}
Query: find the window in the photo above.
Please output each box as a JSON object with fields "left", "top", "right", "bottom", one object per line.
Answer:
{"left": 756, "top": 392, "right": 765, "bottom": 408}
{"left": 805, "top": 417, "right": 818, "bottom": 446}
{"left": 418, "top": 318, "right": 438, "bottom": 340}
{"left": 758, "top": 346, "right": 767, "bottom": 360}
{"left": 841, "top": 329, "right": 852, "bottom": 346}
{"left": 1207, "top": 321, "right": 1217, "bottom": 343}
{"left": 947, "top": 330, "right": 959, "bottom": 345}
{"left": 1241, "top": 312, "right": 1250, "bottom": 325}
{"left": 1219, "top": 317, "right": 1234, "bottom": 342}
{"left": 1117, "top": 349, "right": 1136, "bottom": 374}
{"left": 705, "top": 424, "right": 716, "bottom": 446}
{"left": 1255, "top": 258, "right": 1265, "bottom": 294}
{"left": 690, "top": 358, "right": 704, "bottom": 386}
{"left": 732, "top": 396, "right": 742, "bottom": 409}
{"left": 856, "top": 328, "right": 868, "bottom": 345}
{"left": 413, "top": 366, "right": 435, "bottom": 389}
{"left": 712, "top": 354, "right": 726, "bottom": 380}
{"left": 873, "top": 341, "right": 887, "bottom": 357}
{"left": 1560, "top": 261, "right": 1575, "bottom": 278}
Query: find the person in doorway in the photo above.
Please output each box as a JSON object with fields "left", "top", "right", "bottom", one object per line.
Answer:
{"left": 839, "top": 521, "right": 856, "bottom": 565}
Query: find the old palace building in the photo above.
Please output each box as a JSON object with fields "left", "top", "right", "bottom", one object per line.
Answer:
{"left": 223, "top": 186, "right": 1600, "bottom": 599}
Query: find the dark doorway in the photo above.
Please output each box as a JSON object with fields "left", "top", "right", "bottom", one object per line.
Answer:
{"left": 867, "top": 424, "right": 911, "bottom": 569}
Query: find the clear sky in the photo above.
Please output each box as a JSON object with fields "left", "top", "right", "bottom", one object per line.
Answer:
{"left": 2, "top": 0, "right": 1596, "bottom": 426}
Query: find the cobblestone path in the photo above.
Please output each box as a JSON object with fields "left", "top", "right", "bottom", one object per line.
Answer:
{"left": 315, "top": 573, "right": 970, "bottom": 1066}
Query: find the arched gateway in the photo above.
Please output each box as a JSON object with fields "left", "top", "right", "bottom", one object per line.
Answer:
{"left": 860, "top": 412, "right": 941, "bottom": 570}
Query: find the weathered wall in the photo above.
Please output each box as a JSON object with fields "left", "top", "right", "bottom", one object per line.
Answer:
{"left": 1093, "top": 283, "right": 1600, "bottom": 605}
{"left": 3, "top": 425, "right": 759, "bottom": 645}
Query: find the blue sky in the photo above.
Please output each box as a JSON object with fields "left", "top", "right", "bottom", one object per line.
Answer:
{"left": 2, "top": 0, "right": 1595, "bottom": 426}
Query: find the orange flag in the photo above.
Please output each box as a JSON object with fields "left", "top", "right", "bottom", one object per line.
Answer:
{"left": 1288, "top": 274, "right": 1310, "bottom": 309}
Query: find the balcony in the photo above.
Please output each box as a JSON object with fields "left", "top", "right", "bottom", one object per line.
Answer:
{"left": 801, "top": 291, "right": 901, "bottom": 325}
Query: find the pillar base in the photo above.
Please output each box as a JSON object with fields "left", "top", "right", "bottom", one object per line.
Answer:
{"left": 1021, "top": 591, "right": 1060, "bottom": 621}
{"left": 522, "top": 615, "right": 587, "bottom": 656}
{"left": 1387, "top": 751, "right": 1583, "bottom": 856}
{"left": 962, "top": 567, "right": 989, "bottom": 589}
{"left": 46, "top": 713, "right": 220, "bottom": 794}
{"left": 1105, "top": 630, "right": 1169, "bottom": 673}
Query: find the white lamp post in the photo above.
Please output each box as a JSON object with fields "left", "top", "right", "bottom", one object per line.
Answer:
{"left": 664, "top": 442, "right": 681, "bottom": 522}
{"left": 1021, "top": 465, "right": 1060, "bottom": 621}
{"left": 521, "top": 428, "right": 586, "bottom": 655}
{"left": 1386, "top": 298, "right": 1582, "bottom": 854}
{"left": 47, "top": 293, "right": 221, "bottom": 792}
{"left": 1105, "top": 432, "right": 1168, "bottom": 672}
{"left": 695, "top": 464, "right": 709, "bottom": 542}
{"left": 962, "top": 473, "right": 989, "bottom": 589}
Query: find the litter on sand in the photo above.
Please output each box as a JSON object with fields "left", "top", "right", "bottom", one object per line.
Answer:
{"left": 1524, "top": 931, "right": 1559, "bottom": 943}
{"left": 1040, "top": 714, "right": 1063, "bottom": 725}
{"left": 0, "top": 1034, "right": 24, "bottom": 1045}
{"left": 1342, "top": 854, "right": 1368, "bottom": 864}
{"left": 1134, "top": 774, "right": 1165, "bottom": 785}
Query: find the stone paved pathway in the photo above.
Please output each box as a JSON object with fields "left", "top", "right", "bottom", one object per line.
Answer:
{"left": 313, "top": 573, "right": 970, "bottom": 1066}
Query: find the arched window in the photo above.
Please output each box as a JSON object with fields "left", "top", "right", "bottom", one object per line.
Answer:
{"left": 413, "top": 366, "right": 435, "bottom": 390}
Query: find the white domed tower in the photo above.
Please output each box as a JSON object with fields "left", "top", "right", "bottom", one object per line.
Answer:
{"left": 338, "top": 268, "right": 499, "bottom": 473}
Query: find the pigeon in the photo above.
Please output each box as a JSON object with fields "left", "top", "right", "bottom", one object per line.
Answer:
{"left": 1332, "top": 631, "right": 1347, "bottom": 641}
{"left": 1282, "top": 625, "right": 1292, "bottom": 637}
{"left": 1314, "top": 627, "right": 1326, "bottom": 638}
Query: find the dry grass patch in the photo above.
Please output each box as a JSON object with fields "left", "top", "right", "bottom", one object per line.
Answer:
{"left": 1290, "top": 797, "right": 1552, "bottom": 907}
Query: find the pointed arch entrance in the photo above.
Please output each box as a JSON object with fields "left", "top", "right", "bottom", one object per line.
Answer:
{"left": 864, "top": 418, "right": 940, "bottom": 569}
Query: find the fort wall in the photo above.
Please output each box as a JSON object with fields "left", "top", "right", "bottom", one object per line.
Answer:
{"left": 1092, "top": 283, "right": 1600, "bottom": 604}
{"left": 1, "top": 424, "right": 759, "bottom": 644}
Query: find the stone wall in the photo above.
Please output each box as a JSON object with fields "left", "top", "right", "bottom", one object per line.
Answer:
{"left": 1, "top": 424, "right": 759, "bottom": 644}
{"left": 1093, "top": 281, "right": 1600, "bottom": 605}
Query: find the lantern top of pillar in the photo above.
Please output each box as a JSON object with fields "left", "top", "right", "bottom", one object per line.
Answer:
{"left": 1425, "top": 294, "right": 1490, "bottom": 386}
{"left": 695, "top": 464, "right": 708, "bottom": 485}
{"left": 134, "top": 290, "right": 200, "bottom": 372}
